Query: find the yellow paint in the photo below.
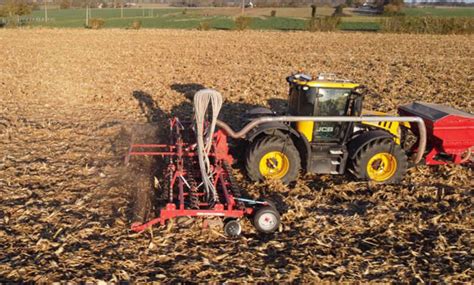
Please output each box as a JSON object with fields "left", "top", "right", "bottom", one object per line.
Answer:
{"left": 362, "top": 121, "right": 402, "bottom": 143}
{"left": 293, "top": 79, "right": 359, "bottom": 89}
{"left": 361, "top": 110, "right": 410, "bottom": 144}
{"left": 362, "top": 110, "right": 389, "bottom": 116}
{"left": 366, "top": 152, "right": 397, "bottom": 182}
{"left": 296, "top": 121, "right": 314, "bottom": 142}
{"left": 259, "top": 151, "right": 290, "bottom": 179}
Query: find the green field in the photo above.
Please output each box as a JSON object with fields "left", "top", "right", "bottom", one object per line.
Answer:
{"left": 401, "top": 7, "right": 474, "bottom": 17}
{"left": 27, "top": 8, "right": 186, "bottom": 28}
{"left": 10, "top": 7, "right": 311, "bottom": 30}
{"left": 1, "top": 6, "right": 473, "bottom": 30}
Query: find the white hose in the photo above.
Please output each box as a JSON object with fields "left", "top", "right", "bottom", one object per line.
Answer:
{"left": 193, "top": 89, "right": 223, "bottom": 202}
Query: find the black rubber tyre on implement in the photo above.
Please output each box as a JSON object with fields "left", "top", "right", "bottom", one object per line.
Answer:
{"left": 253, "top": 206, "right": 280, "bottom": 234}
{"left": 351, "top": 138, "right": 408, "bottom": 184}
{"left": 245, "top": 136, "right": 301, "bottom": 184}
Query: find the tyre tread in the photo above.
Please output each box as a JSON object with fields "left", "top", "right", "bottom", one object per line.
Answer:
{"left": 245, "top": 135, "right": 301, "bottom": 184}
{"left": 351, "top": 138, "right": 407, "bottom": 183}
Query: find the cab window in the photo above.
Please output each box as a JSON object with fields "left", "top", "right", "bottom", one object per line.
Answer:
{"left": 288, "top": 85, "right": 317, "bottom": 116}
{"left": 313, "top": 88, "right": 351, "bottom": 141}
{"left": 316, "top": 88, "right": 351, "bottom": 116}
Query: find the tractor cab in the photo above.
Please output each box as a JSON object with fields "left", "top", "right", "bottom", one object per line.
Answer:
{"left": 286, "top": 73, "right": 362, "bottom": 143}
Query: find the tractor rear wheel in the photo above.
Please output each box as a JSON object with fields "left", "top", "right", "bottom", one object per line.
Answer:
{"left": 246, "top": 136, "right": 301, "bottom": 184}
{"left": 352, "top": 138, "right": 407, "bottom": 184}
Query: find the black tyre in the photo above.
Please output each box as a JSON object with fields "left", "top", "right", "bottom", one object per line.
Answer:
{"left": 224, "top": 219, "right": 242, "bottom": 237}
{"left": 253, "top": 206, "right": 280, "bottom": 234}
{"left": 245, "top": 136, "right": 301, "bottom": 184}
{"left": 352, "top": 138, "right": 408, "bottom": 184}
{"left": 262, "top": 199, "right": 277, "bottom": 210}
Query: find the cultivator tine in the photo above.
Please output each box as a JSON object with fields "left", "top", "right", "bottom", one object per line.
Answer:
{"left": 124, "top": 145, "right": 133, "bottom": 165}
{"left": 224, "top": 162, "right": 241, "bottom": 199}
{"left": 131, "top": 217, "right": 162, "bottom": 233}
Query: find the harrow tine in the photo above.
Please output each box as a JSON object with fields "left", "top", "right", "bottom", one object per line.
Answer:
{"left": 124, "top": 145, "right": 133, "bottom": 165}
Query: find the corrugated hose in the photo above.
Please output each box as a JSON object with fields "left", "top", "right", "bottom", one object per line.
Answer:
{"left": 193, "top": 89, "right": 223, "bottom": 203}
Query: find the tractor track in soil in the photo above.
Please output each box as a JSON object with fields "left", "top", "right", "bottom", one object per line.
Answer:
{"left": 0, "top": 29, "right": 472, "bottom": 282}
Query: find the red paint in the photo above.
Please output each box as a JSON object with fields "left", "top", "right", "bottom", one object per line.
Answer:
{"left": 399, "top": 102, "right": 474, "bottom": 165}
{"left": 214, "top": 129, "right": 234, "bottom": 165}
{"left": 127, "top": 118, "right": 256, "bottom": 233}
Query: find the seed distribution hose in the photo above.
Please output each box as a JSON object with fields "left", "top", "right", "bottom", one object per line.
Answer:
{"left": 193, "top": 89, "right": 223, "bottom": 203}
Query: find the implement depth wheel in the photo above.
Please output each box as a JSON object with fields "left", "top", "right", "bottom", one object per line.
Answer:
{"left": 352, "top": 138, "right": 407, "bottom": 184}
{"left": 246, "top": 136, "right": 300, "bottom": 184}
{"left": 253, "top": 206, "right": 280, "bottom": 234}
{"left": 224, "top": 219, "right": 242, "bottom": 237}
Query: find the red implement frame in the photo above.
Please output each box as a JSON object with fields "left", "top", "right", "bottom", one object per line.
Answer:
{"left": 127, "top": 118, "right": 260, "bottom": 232}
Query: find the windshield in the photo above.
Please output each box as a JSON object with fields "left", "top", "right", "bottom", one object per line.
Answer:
{"left": 313, "top": 88, "right": 351, "bottom": 141}
{"left": 316, "top": 88, "right": 351, "bottom": 116}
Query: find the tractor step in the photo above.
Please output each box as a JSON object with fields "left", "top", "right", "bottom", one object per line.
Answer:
{"left": 310, "top": 144, "right": 348, "bottom": 174}
{"left": 329, "top": 149, "right": 344, "bottom": 155}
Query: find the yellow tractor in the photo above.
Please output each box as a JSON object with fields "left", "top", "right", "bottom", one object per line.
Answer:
{"left": 240, "top": 73, "right": 410, "bottom": 184}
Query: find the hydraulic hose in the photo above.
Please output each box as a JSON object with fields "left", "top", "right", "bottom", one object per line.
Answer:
{"left": 194, "top": 89, "right": 223, "bottom": 202}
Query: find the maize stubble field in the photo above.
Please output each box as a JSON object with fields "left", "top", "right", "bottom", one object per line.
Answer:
{"left": 0, "top": 29, "right": 472, "bottom": 282}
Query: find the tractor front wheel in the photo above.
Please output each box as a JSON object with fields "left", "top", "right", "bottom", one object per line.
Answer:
{"left": 246, "top": 136, "right": 301, "bottom": 184}
{"left": 352, "top": 138, "right": 408, "bottom": 184}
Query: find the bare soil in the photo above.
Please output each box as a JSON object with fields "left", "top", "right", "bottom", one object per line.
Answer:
{"left": 0, "top": 29, "right": 472, "bottom": 282}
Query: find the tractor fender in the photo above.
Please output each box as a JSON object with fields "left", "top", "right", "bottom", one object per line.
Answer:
{"left": 240, "top": 107, "right": 275, "bottom": 127}
{"left": 246, "top": 121, "right": 299, "bottom": 142}
{"left": 245, "top": 122, "right": 312, "bottom": 171}
{"left": 244, "top": 107, "right": 275, "bottom": 118}
{"left": 347, "top": 130, "right": 395, "bottom": 159}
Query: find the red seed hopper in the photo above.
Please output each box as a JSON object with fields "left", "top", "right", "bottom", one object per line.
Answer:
{"left": 398, "top": 102, "right": 474, "bottom": 165}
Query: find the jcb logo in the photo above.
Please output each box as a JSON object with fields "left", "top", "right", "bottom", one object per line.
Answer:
{"left": 316, "top": 127, "right": 334, "bottom": 132}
